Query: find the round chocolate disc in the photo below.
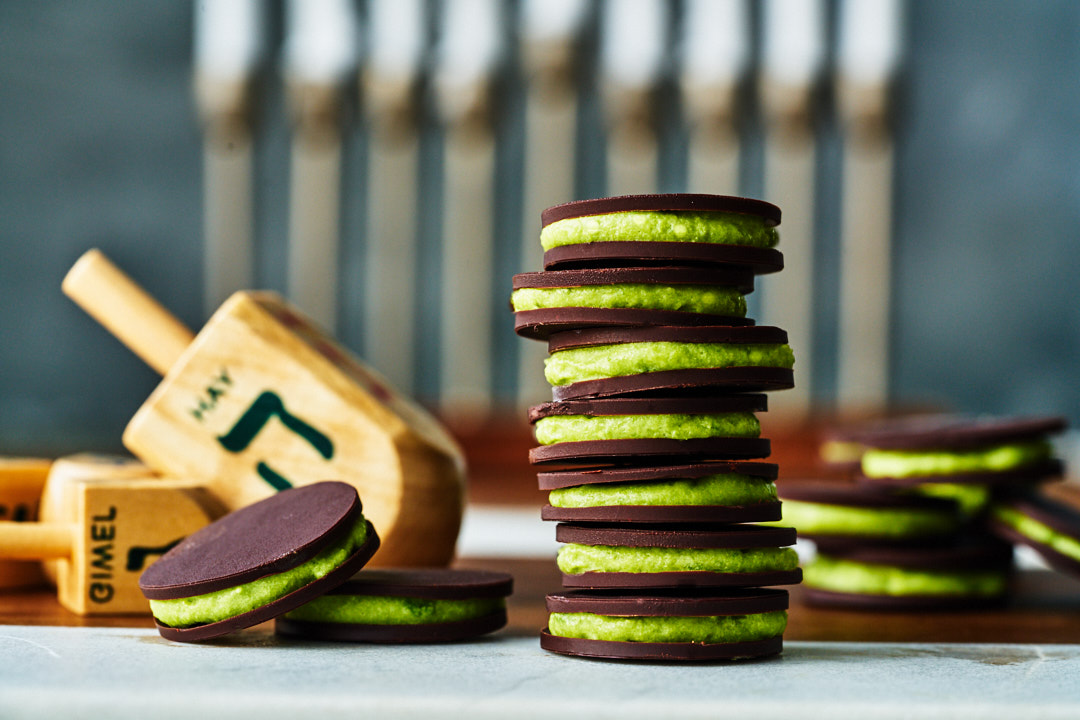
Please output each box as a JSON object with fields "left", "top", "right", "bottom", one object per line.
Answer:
{"left": 776, "top": 479, "right": 959, "bottom": 511}
{"left": 321, "top": 568, "right": 513, "bottom": 600}
{"left": 276, "top": 610, "right": 508, "bottom": 644}
{"left": 515, "top": 307, "right": 753, "bottom": 340}
{"left": 540, "top": 630, "right": 783, "bottom": 662}
{"left": 541, "top": 194, "right": 782, "bottom": 227}
{"left": 538, "top": 461, "right": 778, "bottom": 490}
{"left": 561, "top": 569, "right": 802, "bottom": 590}
{"left": 813, "top": 535, "right": 1014, "bottom": 571}
{"left": 543, "top": 242, "right": 784, "bottom": 273}
{"left": 547, "top": 587, "right": 789, "bottom": 616}
{"left": 853, "top": 414, "right": 1067, "bottom": 451}
{"left": 512, "top": 266, "right": 755, "bottom": 292}
{"left": 552, "top": 367, "right": 794, "bottom": 399}
{"left": 529, "top": 437, "right": 772, "bottom": 464}
{"left": 989, "top": 494, "right": 1080, "bottom": 581}
{"left": 556, "top": 522, "right": 795, "bottom": 549}
{"left": 140, "top": 481, "right": 365, "bottom": 600}
{"left": 541, "top": 502, "right": 782, "bottom": 524}
{"left": 529, "top": 395, "right": 768, "bottom": 423}
{"left": 801, "top": 587, "right": 1007, "bottom": 612}
{"left": 547, "top": 325, "right": 788, "bottom": 353}
{"left": 856, "top": 459, "right": 1065, "bottom": 488}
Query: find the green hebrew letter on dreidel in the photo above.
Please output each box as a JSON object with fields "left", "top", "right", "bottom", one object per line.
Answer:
{"left": 217, "top": 391, "right": 334, "bottom": 491}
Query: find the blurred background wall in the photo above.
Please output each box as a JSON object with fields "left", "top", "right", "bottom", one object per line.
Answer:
{"left": 1, "top": 1, "right": 1078, "bottom": 456}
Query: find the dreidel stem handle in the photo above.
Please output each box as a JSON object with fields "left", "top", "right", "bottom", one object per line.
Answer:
{"left": 0, "top": 523, "right": 73, "bottom": 560}
{"left": 62, "top": 249, "right": 196, "bottom": 376}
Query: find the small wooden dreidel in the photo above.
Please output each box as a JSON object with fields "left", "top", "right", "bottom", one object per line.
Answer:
{"left": 0, "top": 476, "right": 223, "bottom": 614}
{"left": 62, "top": 250, "right": 466, "bottom": 567}
{"left": 0, "top": 457, "right": 52, "bottom": 589}
{"left": 38, "top": 453, "right": 160, "bottom": 585}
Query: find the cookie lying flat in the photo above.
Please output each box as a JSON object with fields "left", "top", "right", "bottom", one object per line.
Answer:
{"left": 540, "top": 194, "right": 783, "bottom": 273}
{"left": 545, "top": 326, "right": 794, "bottom": 400}
{"left": 803, "top": 536, "right": 1013, "bottom": 611}
{"left": 539, "top": 462, "right": 781, "bottom": 524}
{"left": 542, "top": 588, "right": 788, "bottom": 662}
{"left": 139, "top": 481, "right": 379, "bottom": 642}
{"left": 989, "top": 493, "right": 1080, "bottom": 581}
{"left": 770, "top": 480, "right": 962, "bottom": 543}
{"left": 512, "top": 267, "right": 754, "bottom": 340}
{"left": 529, "top": 396, "right": 771, "bottom": 465}
{"left": 276, "top": 568, "right": 513, "bottom": 643}
{"left": 855, "top": 415, "right": 1066, "bottom": 516}
{"left": 556, "top": 523, "right": 801, "bottom": 589}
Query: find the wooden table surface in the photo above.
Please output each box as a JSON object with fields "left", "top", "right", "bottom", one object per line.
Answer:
{"left": 4, "top": 557, "right": 1080, "bottom": 645}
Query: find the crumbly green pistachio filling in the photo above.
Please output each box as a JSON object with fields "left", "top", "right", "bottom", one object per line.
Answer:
{"left": 511, "top": 284, "right": 747, "bottom": 317}
{"left": 149, "top": 518, "right": 368, "bottom": 628}
{"left": 991, "top": 505, "right": 1080, "bottom": 562}
{"left": 540, "top": 211, "right": 778, "bottom": 251}
{"left": 548, "top": 610, "right": 787, "bottom": 644}
{"left": 283, "top": 595, "right": 504, "bottom": 625}
{"left": 544, "top": 342, "right": 794, "bottom": 386}
{"left": 907, "top": 483, "right": 991, "bottom": 518}
{"left": 533, "top": 412, "right": 760, "bottom": 445}
{"left": 804, "top": 555, "right": 1007, "bottom": 597}
{"left": 861, "top": 441, "right": 1052, "bottom": 479}
{"left": 759, "top": 500, "right": 958, "bottom": 538}
{"left": 557, "top": 544, "right": 798, "bottom": 575}
{"left": 549, "top": 473, "right": 777, "bottom": 508}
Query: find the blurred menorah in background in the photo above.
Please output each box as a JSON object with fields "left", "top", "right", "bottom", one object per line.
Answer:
{"left": 194, "top": 0, "right": 903, "bottom": 421}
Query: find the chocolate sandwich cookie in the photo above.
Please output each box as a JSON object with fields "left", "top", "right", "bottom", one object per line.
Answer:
{"left": 540, "top": 194, "right": 783, "bottom": 273}
{"left": 770, "top": 480, "right": 962, "bottom": 543}
{"left": 276, "top": 568, "right": 513, "bottom": 643}
{"left": 556, "top": 522, "right": 801, "bottom": 589}
{"left": 545, "top": 326, "right": 794, "bottom": 400}
{"left": 854, "top": 415, "right": 1066, "bottom": 516}
{"left": 529, "top": 396, "right": 771, "bottom": 465}
{"left": 140, "top": 481, "right": 380, "bottom": 642}
{"left": 989, "top": 493, "right": 1080, "bottom": 581}
{"left": 803, "top": 536, "right": 1013, "bottom": 610}
{"left": 542, "top": 588, "right": 788, "bottom": 662}
{"left": 539, "top": 462, "right": 781, "bottom": 523}
{"left": 512, "top": 267, "right": 755, "bottom": 340}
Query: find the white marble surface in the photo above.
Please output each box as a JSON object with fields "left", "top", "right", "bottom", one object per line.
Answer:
{"left": 2, "top": 625, "right": 1080, "bottom": 719}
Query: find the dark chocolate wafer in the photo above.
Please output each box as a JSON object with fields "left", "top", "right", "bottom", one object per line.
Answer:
{"left": 516, "top": 307, "right": 753, "bottom": 340}
{"left": 530, "top": 438, "right": 772, "bottom": 465}
{"left": 544, "top": 242, "right": 784, "bottom": 273}
{"left": 989, "top": 494, "right": 1080, "bottom": 581}
{"left": 538, "top": 461, "right": 779, "bottom": 490}
{"left": 512, "top": 266, "right": 755, "bottom": 293}
{"left": 854, "top": 415, "right": 1067, "bottom": 451}
{"left": 553, "top": 367, "right": 794, "bottom": 400}
{"left": 856, "top": 459, "right": 1065, "bottom": 488}
{"left": 529, "top": 395, "right": 768, "bottom": 422}
{"left": 546, "top": 325, "right": 789, "bottom": 352}
{"left": 541, "top": 194, "right": 781, "bottom": 227}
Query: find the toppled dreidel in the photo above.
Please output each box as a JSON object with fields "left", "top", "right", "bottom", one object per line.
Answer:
{"left": 62, "top": 250, "right": 466, "bottom": 567}
{"left": 0, "top": 457, "right": 52, "bottom": 589}
{"left": 0, "top": 476, "right": 223, "bottom": 614}
{"left": 38, "top": 453, "right": 160, "bottom": 586}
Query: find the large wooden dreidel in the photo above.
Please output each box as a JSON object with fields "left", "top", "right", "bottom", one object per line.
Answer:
{"left": 0, "top": 457, "right": 52, "bottom": 589}
{"left": 62, "top": 250, "right": 466, "bottom": 567}
{"left": 0, "top": 476, "right": 222, "bottom": 614}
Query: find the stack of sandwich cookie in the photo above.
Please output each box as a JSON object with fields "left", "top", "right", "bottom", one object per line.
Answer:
{"left": 513, "top": 194, "right": 799, "bottom": 662}
{"left": 792, "top": 413, "right": 1067, "bottom": 610}
{"left": 276, "top": 568, "right": 513, "bottom": 643}
{"left": 139, "top": 481, "right": 380, "bottom": 642}
{"left": 989, "top": 493, "right": 1080, "bottom": 582}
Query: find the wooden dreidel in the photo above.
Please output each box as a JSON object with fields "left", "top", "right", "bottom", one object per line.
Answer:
{"left": 62, "top": 249, "right": 466, "bottom": 567}
{"left": 0, "top": 476, "right": 223, "bottom": 614}
{"left": 38, "top": 453, "right": 159, "bottom": 585}
{"left": 0, "top": 458, "right": 52, "bottom": 589}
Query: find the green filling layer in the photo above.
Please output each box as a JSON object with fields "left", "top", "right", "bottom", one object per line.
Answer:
{"left": 534, "top": 413, "right": 760, "bottom": 445}
{"left": 549, "top": 473, "right": 777, "bottom": 508}
{"left": 557, "top": 544, "right": 798, "bottom": 575}
{"left": 804, "top": 555, "right": 1007, "bottom": 597}
{"left": 861, "top": 441, "right": 1051, "bottom": 478}
{"left": 511, "top": 284, "right": 746, "bottom": 317}
{"left": 761, "top": 500, "right": 958, "bottom": 538}
{"left": 540, "top": 211, "right": 778, "bottom": 251}
{"left": 908, "top": 483, "right": 991, "bottom": 518}
{"left": 548, "top": 610, "right": 787, "bottom": 644}
{"left": 149, "top": 518, "right": 368, "bottom": 628}
{"left": 992, "top": 505, "right": 1080, "bottom": 562}
{"left": 545, "top": 342, "right": 794, "bottom": 386}
{"left": 283, "top": 595, "right": 504, "bottom": 625}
